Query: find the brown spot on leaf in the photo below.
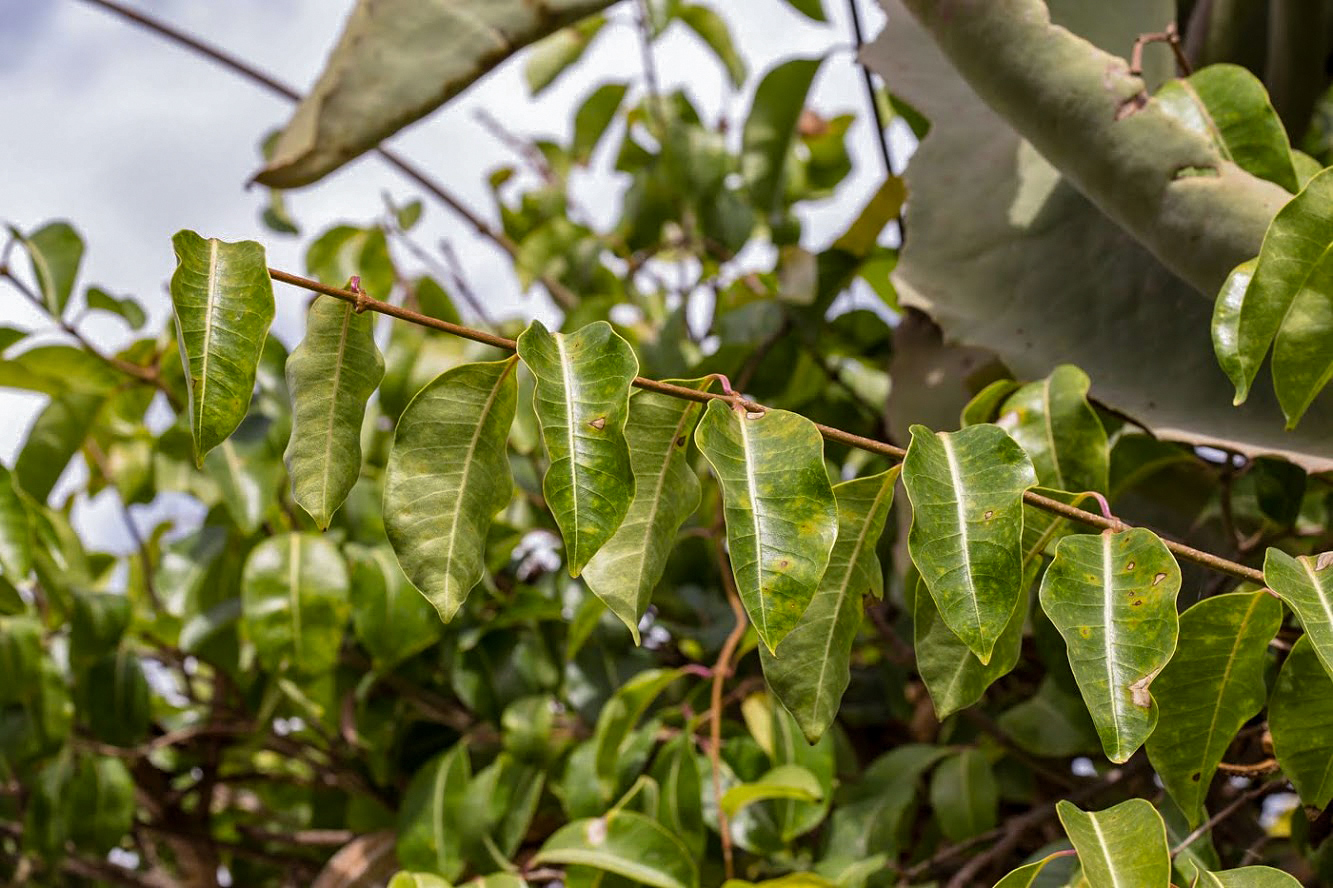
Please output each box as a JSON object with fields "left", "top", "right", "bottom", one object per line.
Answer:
{"left": 1132, "top": 600, "right": 1143, "bottom": 607}
{"left": 1126, "top": 561, "right": 1136, "bottom": 571}
{"left": 777, "top": 558, "right": 791, "bottom": 569}
{"left": 589, "top": 417, "right": 606, "bottom": 430}
{"left": 746, "top": 410, "right": 764, "bottom": 420}
{"left": 1191, "top": 772, "right": 1201, "bottom": 782}
{"left": 1152, "top": 572, "right": 1167, "bottom": 586}
{"left": 984, "top": 510, "right": 994, "bottom": 521}
{"left": 1129, "top": 674, "right": 1155, "bottom": 708}
{"left": 676, "top": 435, "right": 687, "bottom": 447}
{"left": 1317, "top": 551, "right": 1333, "bottom": 571}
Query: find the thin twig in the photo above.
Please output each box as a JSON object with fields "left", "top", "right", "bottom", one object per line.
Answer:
{"left": 73, "top": 0, "right": 580, "bottom": 312}
{"left": 847, "top": 0, "right": 894, "bottom": 176}
{"left": 711, "top": 535, "right": 749, "bottom": 882}
{"left": 1171, "top": 781, "right": 1275, "bottom": 856}
{"left": 267, "top": 266, "right": 1270, "bottom": 587}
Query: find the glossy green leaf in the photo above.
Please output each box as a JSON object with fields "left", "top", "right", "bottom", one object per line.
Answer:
{"left": 1263, "top": 547, "right": 1333, "bottom": 681}
{"left": 995, "top": 364, "right": 1108, "bottom": 493}
{"left": 677, "top": 5, "right": 745, "bottom": 88}
{"left": 1039, "top": 529, "right": 1181, "bottom": 762}
{"left": 992, "top": 851, "right": 1077, "bottom": 888}
{"left": 307, "top": 225, "right": 395, "bottom": 301}
{"left": 593, "top": 668, "right": 685, "bottom": 790}
{"left": 0, "top": 466, "right": 32, "bottom": 579}
{"left": 85, "top": 286, "right": 147, "bottom": 330}
{"left": 1057, "top": 799, "right": 1170, "bottom": 888}
{"left": 397, "top": 744, "right": 471, "bottom": 880}
{"left": 914, "top": 565, "right": 1026, "bottom": 719}
{"left": 169, "top": 230, "right": 275, "bottom": 465}
{"left": 929, "top": 749, "right": 997, "bottom": 842}
{"left": 760, "top": 467, "right": 898, "bottom": 741}
{"left": 1198, "top": 867, "right": 1303, "bottom": 887}
{"left": 719, "top": 764, "right": 823, "bottom": 819}
{"left": 781, "top": 0, "right": 826, "bottom": 22}
{"left": 257, "top": 0, "right": 614, "bottom": 185}
{"left": 347, "top": 544, "right": 441, "bottom": 669}
{"left": 1146, "top": 590, "right": 1282, "bottom": 825}
{"left": 1212, "top": 168, "right": 1333, "bottom": 423}
{"left": 240, "top": 532, "right": 351, "bottom": 675}
{"left": 696, "top": 400, "right": 838, "bottom": 653}
{"left": 743, "top": 57, "right": 823, "bottom": 215}
{"left": 14, "top": 390, "right": 100, "bottom": 502}
{"left": 902, "top": 423, "right": 1037, "bottom": 663}
{"left": 384, "top": 358, "right": 518, "bottom": 622}
{"left": 66, "top": 755, "right": 135, "bottom": 853}
{"left": 572, "top": 82, "right": 629, "bottom": 165}
{"left": 285, "top": 295, "right": 385, "bottom": 529}
{"left": 517, "top": 321, "right": 637, "bottom": 577}
{"left": 14, "top": 220, "right": 83, "bottom": 317}
{"left": 1156, "top": 64, "right": 1299, "bottom": 193}
{"left": 525, "top": 14, "right": 607, "bottom": 96}
{"left": 534, "top": 810, "right": 699, "bottom": 888}
{"left": 651, "top": 734, "right": 704, "bottom": 856}
{"left": 960, "top": 378, "right": 1021, "bottom": 427}
{"left": 583, "top": 379, "right": 711, "bottom": 641}
{"left": 1269, "top": 634, "right": 1333, "bottom": 807}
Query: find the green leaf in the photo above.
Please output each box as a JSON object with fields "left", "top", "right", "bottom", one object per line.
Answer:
{"left": 1269, "top": 634, "right": 1333, "bottom": 807}
{"left": 1039, "top": 529, "right": 1181, "bottom": 763}
{"left": 384, "top": 358, "right": 518, "bottom": 622}
{"left": 995, "top": 364, "right": 1108, "bottom": 493}
{"left": 169, "top": 230, "right": 276, "bottom": 465}
{"left": 14, "top": 391, "right": 100, "bottom": 502}
{"left": 760, "top": 467, "right": 898, "bottom": 741}
{"left": 69, "top": 591, "right": 130, "bottom": 672}
{"left": 719, "top": 764, "right": 823, "bottom": 818}
{"left": 66, "top": 755, "right": 135, "bottom": 853}
{"left": 992, "top": 852, "right": 1077, "bottom": 888}
{"left": 534, "top": 810, "right": 699, "bottom": 888}
{"left": 257, "top": 0, "right": 614, "bottom": 185}
{"left": 695, "top": 400, "right": 838, "bottom": 654}
{"left": 913, "top": 565, "right": 1026, "bottom": 719}
{"left": 347, "top": 544, "right": 441, "bottom": 669}
{"left": 1146, "top": 590, "right": 1282, "bottom": 826}
{"left": 285, "top": 295, "right": 385, "bottom": 528}
{"left": 743, "top": 57, "right": 824, "bottom": 215}
{"left": 517, "top": 321, "right": 637, "bottom": 577}
{"left": 901, "top": 423, "right": 1037, "bottom": 663}
{"left": 0, "top": 616, "right": 43, "bottom": 705}
{"left": 572, "top": 82, "right": 629, "bottom": 165}
{"left": 1198, "top": 867, "right": 1303, "bottom": 887}
{"left": 677, "top": 5, "right": 746, "bottom": 88}
{"left": 14, "top": 221, "right": 83, "bottom": 317}
{"left": 389, "top": 874, "right": 454, "bottom": 888}
{"left": 997, "top": 676, "right": 1101, "bottom": 758}
{"left": 593, "top": 668, "right": 685, "bottom": 790}
{"left": 85, "top": 287, "right": 147, "bottom": 330}
{"left": 583, "top": 379, "right": 711, "bottom": 640}
{"left": 822, "top": 744, "right": 950, "bottom": 861}
{"left": 1057, "top": 799, "right": 1171, "bottom": 888}
{"left": 1263, "top": 548, "right": 1333, "bottom": 681}
{"left": 781, "top": 0, "right": 826, "bottom": 22}
{"left": 240, "top": 532, "right": 351, "bottom": 675}
{"left": 1212, "top": 167, "right": 1333, "bottom": 422}
{"left": 203, "top": 418, "right": 284, "bottom": 535}
{"left": 79, "top": 647, "right": 151, "bottom": 747}
{"left": 650, "top": 734, "right": 704, "bottom": 856}
{"left": 307, "top": 225, "right": 396, "bottom": 302}
{"left": 1156, "top": 64, "right": 1299, "bottom": 193}
{"left": 928, "top": 749, "right": 998, "bottom": 842}
{"left": 397, "top": 744, "right": 471, "bottom": 880}
{"left": 525, "top": 15, "right": 607, "bottom": 96}
{"left": 0, "top": 466, "right": 33, "bottom": 579}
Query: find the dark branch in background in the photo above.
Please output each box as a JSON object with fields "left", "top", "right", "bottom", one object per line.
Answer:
{"left": 846, "top": 0, "right": 894, "bottom": 176}
{"left": 268, "top": 266, "right": 1269, "bottom": 586}
{"left": 73, "top": 0, "right": 581, "bottom": 313}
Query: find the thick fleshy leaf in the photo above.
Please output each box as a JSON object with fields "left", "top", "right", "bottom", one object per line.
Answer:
{"left": 240, "top": 532, "right": 351, "bottom": 675}
{"left": 256, "top": 0, "right": 614, "bottom": 186}
{"left": 169, "top": 230, "right": 275, "bottom": 465}
{"left": 397, "top": 744, "right": 470, "bottom": 880}
{"left": 534, "top": 810, "right": 699, "bottom": 888}
{"left": 992, "top": 852, "right": 1077, "bottom": 888}
{"left": 902, "top": 423, "right": 1037, "bottom": 663}
{"left": 1057, "top": 799, "right": 1171, "bottom": 888}
{"left": 913, "top": 566, "right": 1026, "bottom": 719}
{"left": 347, "top": 544, "right": 441, "bottom": 669}
{"left": 0, "top": 466, "right": 33, "bottom": 579}
{"left": 1156, "top": 64, "right": 1300, "bottom": 193}
{"left": 583, "top": 379, "right": 711, "bottom": 641}
{"left": 695, "top": 400, "right": 838, "bottom": 653}
{"left": 759, "top": 467, "right": 899, "bottom": 741}
{"left": 929, "top": 749, "right": 998, "bottom": 842}
{"left": 285, "top": 295, "right": 385, "bottom": 529}
{"left": 743, "top": 57, "right": 823, "bottom": 215}
{"left": 14, "top": 221, "right": 83, "bottom": 317}
{"left": 1146, "top": 591, "right": 1282, "bottom": 826}
{"left": 1198, "top": 867, "right": 1303, "bottom": 887}
{"left": 384, "top": 358, "right": 518, "bottom": 622}
{"left": 517, "top": 321, "right": 637, "bottom": 577}
{"left": 1264, "top": 547, "right": 1333, "bottom": 681}
{"left": 1039, "top": 529, "right": 1181, "bottom": 763}
{"left": 719, "top": 764, "right": 823, "bottom": 819}
{"left": 677, "top": 5, "right": 745, "bottom": 88}
{"left": 995, "top": 364, "right": 1108, "bottom": 493}
{"left": 1214, "top": 168, "right": 1333, "bottom": 422}
{"left": 1268, "top": 634, "right": 1333, "bottom": 807}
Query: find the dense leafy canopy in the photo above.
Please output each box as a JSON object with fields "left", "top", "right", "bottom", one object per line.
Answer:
{"left": 5, "top": 1, "right": 1333, "bottom": 887}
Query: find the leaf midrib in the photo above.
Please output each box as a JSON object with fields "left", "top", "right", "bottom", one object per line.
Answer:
{"left": 317, "top": 304, "right": 353, "bottom": 521}
{"left": 737, "top": 409, "right": 766, "bottom": 640}
{"left": 626, "top": 401, "right": 698, "bottom": 597}
{"left": 555, "top": 335, "right": 581, "bottom": 563}
{"left": 197, "top": 239, "right": 220, "bottom": 444}
{"left": 1086, "top": 812, "right": 1126, "bottom": 888}
{"left": 1102, "top": 533, "right": 1122, "bottom": 753}
{"left": 940, "top": 435, "right": 981, "bottom": 636}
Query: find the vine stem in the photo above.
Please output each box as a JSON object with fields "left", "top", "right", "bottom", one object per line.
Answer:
{"left": 268, "top": 266, "right": 1269, "bottom": 587}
